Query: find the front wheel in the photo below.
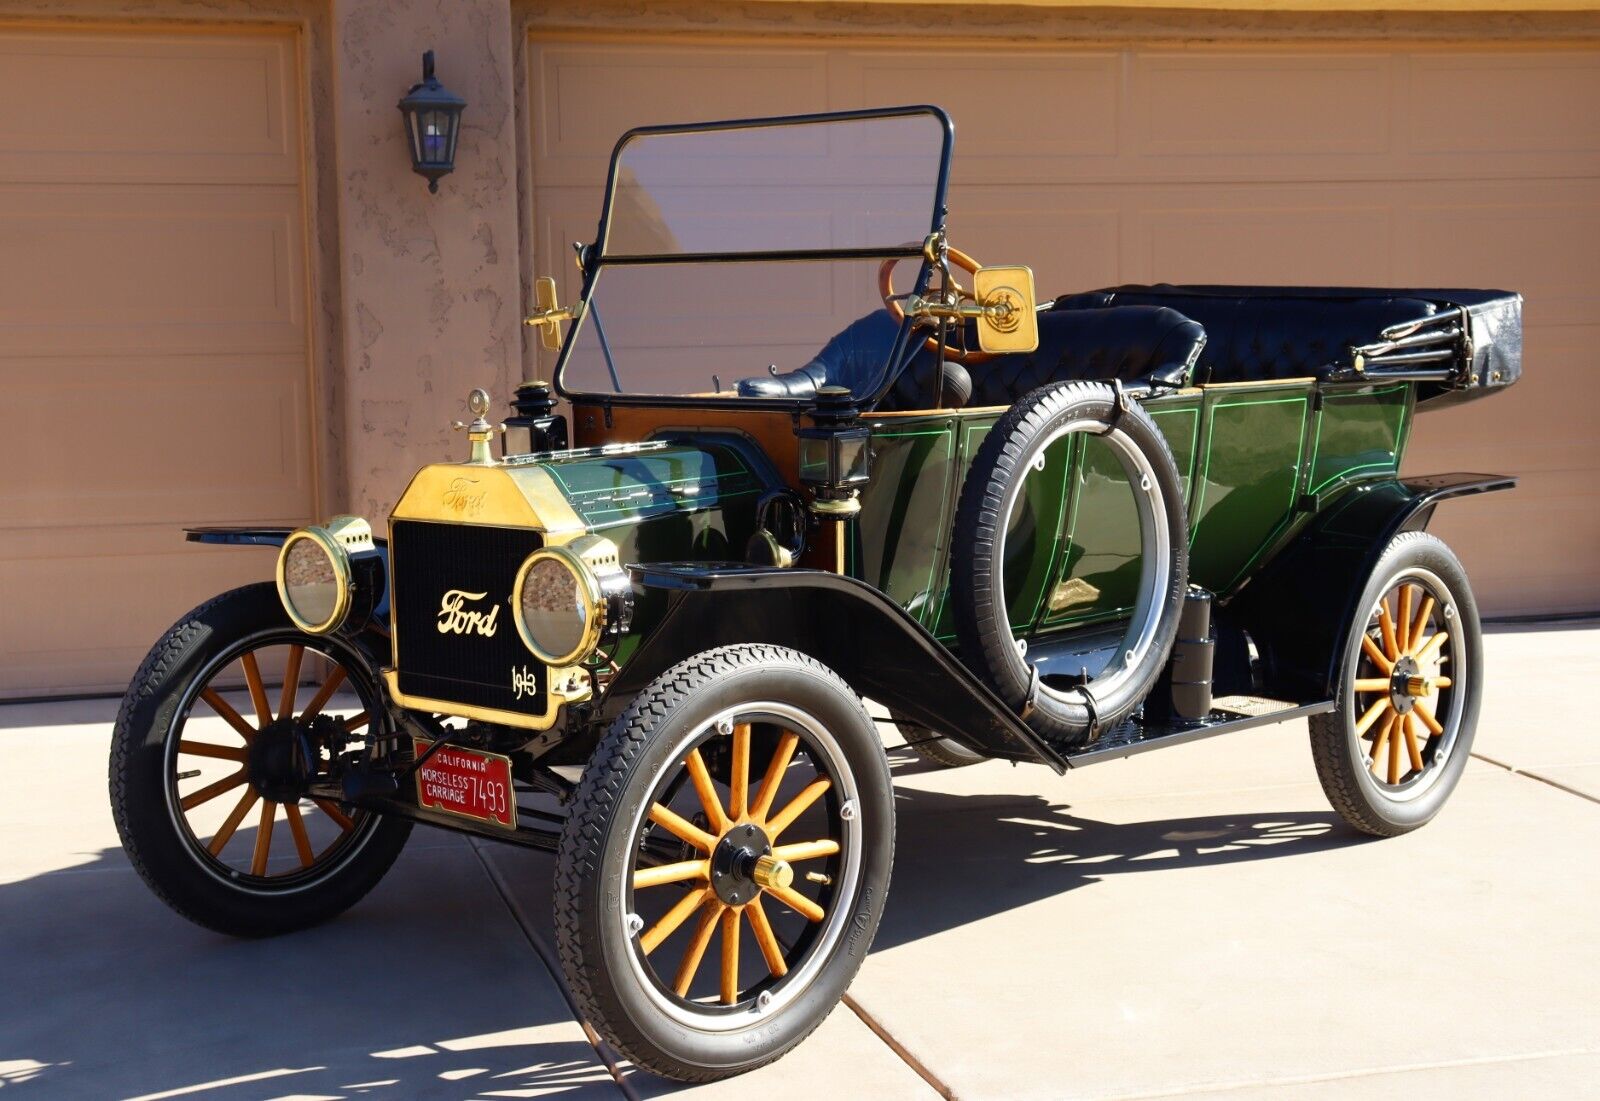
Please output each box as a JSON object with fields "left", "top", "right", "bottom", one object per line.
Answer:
{"left": 109, "top": 583, "right": 412, "bottom": 936}
{"left": 555, "top": 645, "right": 894, "bottom": 1082}
{"left": 1310, "top": 532, "right": 1483, "bottom": 836}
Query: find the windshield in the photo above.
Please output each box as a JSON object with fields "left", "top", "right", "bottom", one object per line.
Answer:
{"left": 556, "top": 107, "right": 952, "bottom": 403}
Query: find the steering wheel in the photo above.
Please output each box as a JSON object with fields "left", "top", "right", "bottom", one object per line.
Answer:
{"left": 879, "top": 245, "right": 996, "bottom": 366}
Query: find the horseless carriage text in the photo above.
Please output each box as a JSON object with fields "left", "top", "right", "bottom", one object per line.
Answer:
{"left": 111, "top": 107, "right": 1520, "bottom": 1080}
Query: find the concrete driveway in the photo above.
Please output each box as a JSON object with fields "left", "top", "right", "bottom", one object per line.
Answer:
{"left": 2, "top": 623, "right": 1595, "bottom": 1100}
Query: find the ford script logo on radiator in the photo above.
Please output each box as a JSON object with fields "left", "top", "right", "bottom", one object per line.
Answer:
{"left": 437, "top": 589, "right": 501, "bottom": 637}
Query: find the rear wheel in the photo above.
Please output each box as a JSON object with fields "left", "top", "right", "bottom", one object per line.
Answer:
{"left": 1310, "top": 533, "right": 1482, "bottom": 836}
{"left": 110, "top": 584, "right": 411, "bottom": 936}
{"left": 555, "top": 645, "right": 893, "bottom": 1082}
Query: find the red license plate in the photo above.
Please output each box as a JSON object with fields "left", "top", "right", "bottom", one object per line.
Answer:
{"left": 413, "top": 739, "right": 516, "bottom": 829}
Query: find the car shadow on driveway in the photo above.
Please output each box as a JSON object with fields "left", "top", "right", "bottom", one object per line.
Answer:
{"left": 0, "top": 840, "right": 619, "bottom": 1100}
{"left": 876, "top": 774, "right": 1360, "bottom": 950}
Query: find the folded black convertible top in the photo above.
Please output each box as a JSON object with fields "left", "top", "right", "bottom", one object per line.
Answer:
{"left": 1053, "top": 284, "right": 1521, "bottom": 406}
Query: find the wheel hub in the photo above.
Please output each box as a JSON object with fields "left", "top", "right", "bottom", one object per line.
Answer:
{"left": 1388, "top": 655, "right": 1421, "bottom": 715}
{"left": 710, "top": 822, "right": 782, "bottom": 907}
{"left": 247, "top": 719, "right": 314, "bottom": 804}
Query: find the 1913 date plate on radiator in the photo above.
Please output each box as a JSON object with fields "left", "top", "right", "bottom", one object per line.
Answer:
{"left": 413, "top": 739, "right": 516, "bottom": 829}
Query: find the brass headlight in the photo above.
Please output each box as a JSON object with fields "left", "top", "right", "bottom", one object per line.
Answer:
{"left": 512, "top": 535, "right": 628, "bottom": 666}
{"left": 275, "top": 516, "right": 374, "bottom": 635}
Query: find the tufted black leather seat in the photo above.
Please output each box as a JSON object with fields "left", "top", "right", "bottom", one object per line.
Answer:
{"left": 1053, "top": 285, "right": 1445, "bottom": 385}
{"left": 741, "top": 305, "right": 1208, "bottom": 412}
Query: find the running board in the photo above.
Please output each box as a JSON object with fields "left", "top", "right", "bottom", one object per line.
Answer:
{"left": 1064, "top": 696, "right": 1336, "bottom": 767}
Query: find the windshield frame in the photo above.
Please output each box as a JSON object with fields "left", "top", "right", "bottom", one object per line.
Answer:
{"left": 551, "top": 104, "right": 955, "bottom": 410}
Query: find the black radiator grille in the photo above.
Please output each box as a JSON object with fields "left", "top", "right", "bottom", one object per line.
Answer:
{"left": 390, "top": 520, "right": 547, "bottom": 717}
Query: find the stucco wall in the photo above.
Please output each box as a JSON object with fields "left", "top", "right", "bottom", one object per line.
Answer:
{"left": 332, "top": 0, "right": 523, "bottom": 519}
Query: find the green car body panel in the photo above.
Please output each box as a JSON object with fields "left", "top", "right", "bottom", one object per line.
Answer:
{"left": 856, "top": 378, "right": 1412, "bottom": 647}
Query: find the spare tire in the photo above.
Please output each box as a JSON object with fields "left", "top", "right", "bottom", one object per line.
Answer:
{"left": 950, "top": 381, "right": 1188, "bottom": 748}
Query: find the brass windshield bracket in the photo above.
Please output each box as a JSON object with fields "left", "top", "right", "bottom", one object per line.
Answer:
{"left": 524, "top": 275, "right": 582, "bottom": 350}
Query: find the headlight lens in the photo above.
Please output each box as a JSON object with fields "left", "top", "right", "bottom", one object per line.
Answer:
{"left": 276, "top": 517, "right": 371, "bottom": 635}
{"left": 513, "top": 546, "right": 603, "bottom": 666}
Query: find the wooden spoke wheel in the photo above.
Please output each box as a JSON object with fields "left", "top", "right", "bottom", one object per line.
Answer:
{"left": 1310, "top": 533, "right": 1482, "bottom": 837}
{"left": 168, "top": 636, "right": 375, "bottom": 885}
{"left": 555, "top": 645, "right": 894, "bottom": 1082}
{"left": 111, "top": 584, "right": 412, "bottom": 936}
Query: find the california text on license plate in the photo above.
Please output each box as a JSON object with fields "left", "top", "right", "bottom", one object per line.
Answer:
{"left": 414, "top": 739, "right": 516, "bottom": 829}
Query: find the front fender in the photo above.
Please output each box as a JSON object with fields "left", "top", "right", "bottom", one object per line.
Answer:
{"left": 184, "top": 526, "right": 392, "bottom": 620}
{"left": 1228, "top": 473, "right": 1514, "bottom": 703}
{"left": 604, "top": 564, "right": 1068, "bottom": 772}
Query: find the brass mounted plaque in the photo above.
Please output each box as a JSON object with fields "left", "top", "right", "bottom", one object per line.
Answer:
{"left": 973, "top": 265, "right": 1039, "bottom": 355}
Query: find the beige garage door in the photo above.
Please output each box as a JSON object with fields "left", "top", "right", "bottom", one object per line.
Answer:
{"left": 0, "top": 27, "right": 315, "bottom": 697}
{"left": 529, "top": 36, "right": 1600, "bottom": 619}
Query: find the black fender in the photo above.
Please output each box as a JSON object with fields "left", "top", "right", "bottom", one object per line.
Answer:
{"left": 605, "top": 564, "right": 1069, "bottom": 772}
{"left": 1228, "top": 473, "right": 1515, "bottom": 703}
{"left": 184, "top": 526, "right": 392, "bottom": 621}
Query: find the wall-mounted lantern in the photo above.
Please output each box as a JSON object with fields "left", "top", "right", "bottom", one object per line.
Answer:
{"left": 397, "top": 50, "right": 466, "bottom": 193}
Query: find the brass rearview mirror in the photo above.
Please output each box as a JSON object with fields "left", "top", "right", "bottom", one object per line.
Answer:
{"left": 972, "top": 266, "right": 1039, "bottom": 355}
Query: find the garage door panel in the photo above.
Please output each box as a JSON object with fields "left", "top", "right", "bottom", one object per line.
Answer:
{"left": 3, "top": 355, "right": 311, "bottom": 529}
{"left": 530, "top": 43, "right": 828, "bottom": 188}
{"left": 1131, "top": 52, "right": 1392, "bottom": 160}
{"left": 0, "top": 186, "right": 305, "bottom": 356}
{"left": 0, "top": 30, "right": 297, "bottom": 185}
{"left": 1396, "top": 190, "right": 1600, "bottom": 328}
{"left": 1407, "top": 52, "right": 1600, "bottom": 161}
{"left": 0, "top": 538, "right": 281, "bottom": 698}
{"left": 1124, "top": 200, "right": 1392, "bottom": 285}
{"left": 946, "top": 191, "right": 1122, "bottom": 300}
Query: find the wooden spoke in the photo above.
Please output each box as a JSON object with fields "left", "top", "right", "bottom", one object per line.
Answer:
{"left": 180, "top": 769, "right": 247, "bottom": 811}
{"left": 767, "top": 883, "right": 825, "bottom": 923}
{"left": 683, "top": 749, "right": 729, "bottom": 835}
{"left": 312, "top": 798, "right": 355, "bottom": 832}
{"left": 1403, "top": 714, "right": 1427, "bottom": 773}
{"left": 300, "top": 666, "right": 348, "bottom": 721}
{"left": 632, "top": 859, "right": 710, "bottom": 891}
{"left": 1354, "top": 697, "right": 1391, "bottom": 738}
{"left": 1370, "top": 713, "right": 1395, "bottom": 773}
{"left": 728, "top": 722, "right": 751, "bottom": 821}
{"left": 200, "top": 688, "right": 257, "bottom": 741}
{"left": 772, "top": 839, "right": 840, "bottom": 863}
{"left": 648, "top": 803, "right": 719, "bottom": 852}
{"left": 747, "top": 897, "right": 789, "bottom": 978}
{"left": 240, "top": 651, "right": 272, "bottom": 728}
{"left": 251, "top": 800, "right": 277, "bottom": 876}
{"left": 750, "top": 731, "right": 799, "bottom": 823}
{"left": 1377, "top": 598, "right": 1400, "bottom": 660}
{"left": 1412, "top": 699, "right": 1445, "bottom": 736}
{"left": 720, "top": 906, "right": 742, "bottom": 1005}
{"left": 278, "top": 645, "right": 304, "bottom": 727}
{"left": 1361, "top": 635, "right": 1394, "bottom": 675}
{"left": 1433, "top": 676, "right": 1453, "bottom": 689}
{"left": 1408, "top": 596, "right": 1436, "bottom": 655}
{"left": 1397, "top": 585, "right": 1414, "bottom": 654}
{"left": 765, "top": 778, "right": 831, "bottom": 841}
{"left": 207, "top": 787, "right": 259, "bottom": 855}
{"left": 1414, "top": 632, "right": 1450, "bottom": 664}
{"left": 672, "top": 898, "right": 723, "bottom": 996}
{"left": 1387, "top": 717, "right": 1403, "bottom": 785}
{"left": 177, "top": 740, "right": 246, "bottom": 762}
{"left": 642, "top": 886, "right": 712, "bottom": 954}
{"left": 1351, "top": 678, "right": 1392, "bottom": 693}
{"left": 341, "top": 711, "right": 370, "bottom": 734}
{"left": 285, "top": 802, "right": 315, "bottom": 868}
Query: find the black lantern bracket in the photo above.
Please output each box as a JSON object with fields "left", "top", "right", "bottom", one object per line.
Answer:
{"left": 397, "top": 50, "right": 467, "bottom": 193}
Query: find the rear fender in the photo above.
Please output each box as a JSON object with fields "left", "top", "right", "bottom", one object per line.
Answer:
{"left": 184, "top": 526, "right": 392, "bottom": 621}
{"left": 605, "top": 564, "right": 1068, "bottom": 772}
{"left": 1228, "top": 473, "right": 1514, "bottom": 702}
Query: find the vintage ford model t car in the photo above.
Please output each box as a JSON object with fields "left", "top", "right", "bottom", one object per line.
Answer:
{"left": 110, "top": 107, "right": 1520, "bottom": 1081}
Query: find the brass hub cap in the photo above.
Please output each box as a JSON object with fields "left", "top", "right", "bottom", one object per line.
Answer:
{"left": 1351, "top": 579, "right": 1456, "bottom": 789}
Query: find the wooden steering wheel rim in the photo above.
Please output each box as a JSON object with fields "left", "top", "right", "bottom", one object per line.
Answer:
{"left": 879, "top": 245, "right": 996, "bottom": 366}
